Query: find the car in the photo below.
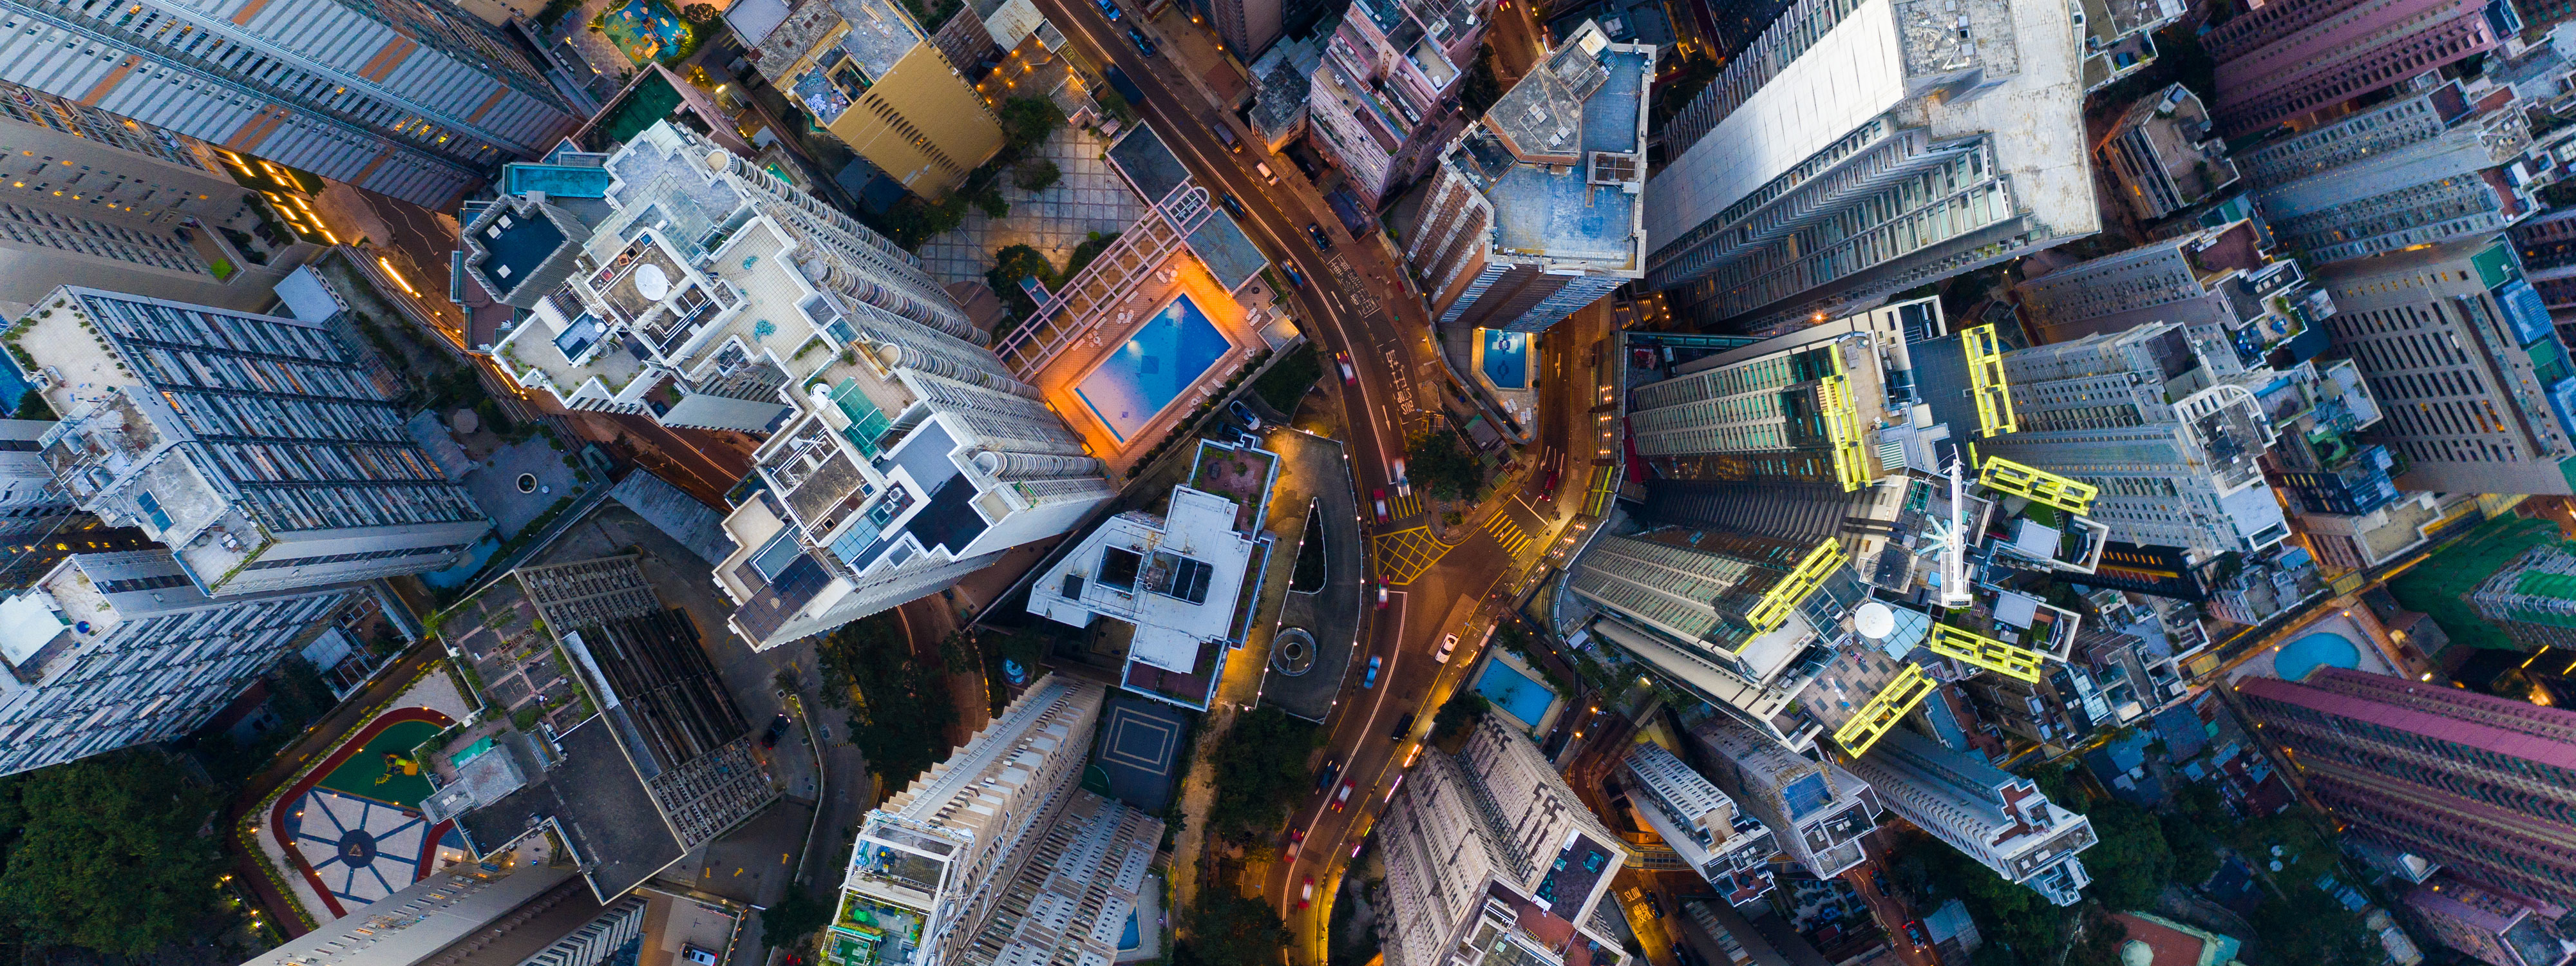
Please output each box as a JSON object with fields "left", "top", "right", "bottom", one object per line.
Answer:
{"left": 1095, "top": 0, "right": 1120, "bottom": 18}
{"left": 1331, "top": 779, "right": 1356, "bottom": 811}
{"left": 1299, "top": 876, "right": 1316, "bottom": 909}
{"left": 1363, "top": 656, "right": 1381, "bottom": 688}
{"left": 1283, "top": 264, "right": 1307, "bottom": 287}
{"left": 1255, "top": 161, "right": 1280, "bottom": 185}
{"left": 1374, "top": 582, "right": 1390, "bottom": 609}
{"left": 1389, "top": 712, "right": 1416, "bottom": 741}
{"left": 1285, "top": 826, "right": 1305, "bottom": 859}
{"left": 1372, "top": 489, "right": 1390, "bottom": 523}
{"left": 1228, "top": 399, "right": 1261, "bottom": 430}
{"left": 1540, "top": 469, "right": 1560, "bottom": 495}
{"left": 1642, "top": 892, "right": 1664, "bottom": 918}
{"left": 1213, "top": 119, "right": 1242, "bottom": 152}
{"left": 1314, "top": 757, "right": 1341, "bottom": 792}
{"left": 1218, "top": 191, "right": 1247, "bottom": 218}
{"left": 1871, "top": 872, "right": 1891, "bottom": 897}
{"left": 1336, "top": 349, "right": 1356, "bottom": 383}
{"left": 1905, "top": 921, "right": 1931, "bottom": 947}
{"left": 760, "top": 713, "right": 791, "bottom": 748}
{"left": 1434, "top": 633, "right": 1458, "bottom": 664}
{"left": 1307, "top": 222, "right": 1335, "bottom": 252}
{"left": 1390, "top": 458, "right": 1410, "bottom": 496}
{"left": 1126, "top": 26, "right": 1157, "bottom": 55}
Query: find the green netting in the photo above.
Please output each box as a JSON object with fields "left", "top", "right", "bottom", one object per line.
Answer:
{"left": 2515, "top": 570, "right": 2576, "bottom": 601}
{"left": 590, "top": 72, "right": 684, "bottom": 149}
{"left": 2509, "top": 607, "right": 2576, "bottom": 630}
{"left": 2387, "top": 514, "right": 2568, "bottom": 652}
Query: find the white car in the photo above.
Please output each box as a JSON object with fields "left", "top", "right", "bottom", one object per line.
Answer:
{"left": 1390, "top": 458, "right": 1410, "bottom": 496}
{"left": 1434, "top": 633, "right": 1458, "bottom": 664}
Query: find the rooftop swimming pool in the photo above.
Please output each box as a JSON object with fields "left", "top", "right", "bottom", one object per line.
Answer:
{"left": 1074, "top": 294, "right": 1231, "bottom": 444}
{"left": 2275, "top": 630, "right": 2360, "bottom": 683}
{"left": 1475, "top": 659, "right": 1556, "bottom": 726}
{"left": 1481, "top": 329, "right": 1529, "bottom": 390}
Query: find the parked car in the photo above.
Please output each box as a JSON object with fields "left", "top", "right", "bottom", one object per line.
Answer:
{"left": 1299, "top": 876, "right": 1316, "bottom": 909}
{"left": 1213, "top": 119, "right": 1242, "bottom": 152}
{"left": 1642, "top": 892, "right": 1664, "bottom": 919}
{"left": 1434, "top": 633, "right": 1458, "bottom": 663}
{"left": 1256, "top": 162, "right": 1280, "bottom": 185}
{"left": 1307, "top": 222, "right": 1334, "bottom": 252}
{"left": 1331, "top": 779, "right": 1356, "bottom": 811}
{"left": 1372, "top": 489, "right": 1390, "bottom": 523}
{"left": 1218, "top": 191, "right": 1247, "bottom": 218}
{"left": 1126, "top": 26, "right": 1157, "bottom": 55}
{"left": 1228, "top": 399, "right": 1261, "bottom": 430}
{"left": 1095, "top": 0, "right": 1120, "bottom": 18}
{"left": 1314, "top": 757, "right": 1341, "bottom": 792}
{"left": 1389, "top": 712, "right": 1416, "bottom": 741}
{"left": 760, "top": 714, "right": 791, "bottom": 748}
{"left": 1905, "top": 922, "right": 1931, "bottom": 947}
{"left": 1363, "top": 656, "right": 1381, "bottom": 688}
{"left": 1871, "top": 872, "right": 1891, "bottom": 897}
{"left": 1285, "top": 826, "right": 1305, "bottom": 859}
{"left": 1336, "top": 349, "right": 1356, "bottom": 382}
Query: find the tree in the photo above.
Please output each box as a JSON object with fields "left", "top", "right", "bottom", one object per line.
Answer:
{"left": 680, "top": 1, "right": 715, "bottom": 21}
{"left": 0, "top": 750, "right": 226, "bottom": 956}
{"left": 1202, "top": 706, "right": 1320, "bottom": 841}
{"left": 762, "top": 886, "right": 833, "bottom": 950}
{"left": 1015, "top": 158, "right": 1061, "bottom": 193}
{"left": 12, "top": 390, "right": 52, "bottom": 421}
{"left": 1174, "top": 887, "right": 1293, "bottom": 966}
{"left": 818, "top": 614, "right": 958, "bottom": 789}
{"left": 1430, "top": 691, "right": 1490, "bottom": 745}
{"left": 2081, "top": 801, "right": 2173, "bottom": 910}
{"left": 1406, "top": 429, "right": 1483, "bottom": 501}
{"left": 998, "top": 97, "right": 1066, "bottom": 153}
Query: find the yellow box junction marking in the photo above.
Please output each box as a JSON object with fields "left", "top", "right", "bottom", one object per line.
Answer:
{"left": 1925, "top": 625, "right": 2046, "bottom": 683}
{"left": 1833, "top": 664, "right": 1937, "bottom": 755}
{"left": 1962, "top": 324, "right": 2017, "bottom": 437}
{"left": 1743, "top": 538, "right": 1845, "bottom": 636}
{"left": 1977, "top": 457, "right": 2099, "bottom": 515}
{"left": 1372, "top": 526, "right": 1455, "bottom": 585}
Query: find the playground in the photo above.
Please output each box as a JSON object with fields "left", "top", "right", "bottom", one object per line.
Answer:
{"left": 270, "top": 706, "right": 464, "bottom": 916}
{"left": 601, "top": 0, "right": 697, "bottom": 64}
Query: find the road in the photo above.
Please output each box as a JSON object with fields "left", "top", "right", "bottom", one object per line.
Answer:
{"left": 1025, "top": 3, "right": 1627, "bottom": 961}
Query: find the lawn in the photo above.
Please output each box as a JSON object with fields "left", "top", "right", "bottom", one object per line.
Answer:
{"left": 316, "top": 719, "right": 444, "bottom": 808}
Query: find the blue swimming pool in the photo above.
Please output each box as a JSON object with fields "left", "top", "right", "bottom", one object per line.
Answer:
{"left": 1482, "top": 329, "right": 1529, "bottom": 390}
{"left": 2275, "top": 630, "right": 2361, "bottom": 682}
{"left": 1074, "top": 294, "right": 1231, "bottom": 443}
{"left": 1475, "top": 660, "right": 1556, "bottom": 726}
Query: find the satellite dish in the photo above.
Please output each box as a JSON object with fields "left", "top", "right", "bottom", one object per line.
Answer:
{"left": 634, "top": 263, "right": 671, "bottom": 301}
{"left": 1854, "top": 601, "right": 1897, "bottom": 639}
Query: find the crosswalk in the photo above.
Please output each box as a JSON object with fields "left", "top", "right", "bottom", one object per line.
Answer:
{"left": 1388, "top": 489, "right": 1425, "bottom": 521}
{"left": 1483, "top": 515, "right": 1535, "bottom": 557}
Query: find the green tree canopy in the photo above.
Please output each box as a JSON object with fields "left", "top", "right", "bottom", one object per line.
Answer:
{"left": 819, "top": 613, "right": 959, "bottom": 791}
{"left": 1174, "top": 886, "right": 1293, "bottom": 966}
{"left": 1203, "top": 706, "right": 1320, "bottom": 842}
{"left": 2081, "top": 801, "right": 2173, "bottom": 911}
{"left": 998, "top": 97, "right": 1066, "bottom": 153}
{"left": 0, "top": 749, "right": 226, "bottom": 956}
{"left": 1406, "top": 429, "right": 1483, "bottom": 501}
{"left": 762, "top": 885, "right": 833, "bottom": 950}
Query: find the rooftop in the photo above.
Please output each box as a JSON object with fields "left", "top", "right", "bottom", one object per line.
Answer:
{"left": 1454, "top": 23, "right": 1651, "bottom": 270}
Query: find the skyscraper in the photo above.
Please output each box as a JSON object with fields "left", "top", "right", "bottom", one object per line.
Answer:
{"left": 747, "top": 0, "right": 1005, "bottom": 200}
{"left": 1305, "top": 0, "right": 1490, "bottom": 205}
{"left": 1839, "top": 726, "right": 2096, "bottom": 905}
{"left": 0, "top": 0, "right": 581, "bottom": 207}
{"left": 1208, "top": 0, "right": 1282, "bottom": 63}
{"left": 831, "top": 674, "right": 1161, "bottom": 966}
{"left": 1685, "top": 713, "right": 1880, "bottom": 877}
{"left": 1400, "top": 21, "right": 1651, "bottom": 334}
{"left": 12, "top": 287, "right": 492, "bottom": 595}
{"left": 2012, "top": 220, "right": 2322, "bottom": 366}
{"left": 1620, "top": 741, "right": 1778, "bottom": 905}
{"left": 1643, "top": 0, "right": 2096, "bottom": 332}
{"left": 2237, "top": 667, "right": 2576, "bottom": 906}
{"left": 1627, "top": 298, "right": 1936, "bottom": 489}
{"left": 2237, "top": 80, "right": 2541, "bottom": 266}
{"left": 2468, "top": 544, "right": 2576, "bottom": 650}
{"left": 2097, "top": 84, "right": 2239, "bottom": 222}
{"left": 1378, "top": 715, "right": 1629, "bottom": 966}
{"left": 1571, "top": 529, "right": 1867, "bottom": 746}
{"left": 0, "top": 550, "right": 360, "bottom": 777}
{"left": 2404, "top": 876, "right": 2576, "bottom": 966}
{"left": 1972, "top": 323, "right": 2293, "bottom": 560}
{"left": 2200, "top": 0, "right": 2505, "bottom": 138}
{"left": 2313, "top": 235, "right": 2576, "bottom": 493}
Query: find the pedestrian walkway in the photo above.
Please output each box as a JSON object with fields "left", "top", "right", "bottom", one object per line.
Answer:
{"left": 1389, "top": 490, "right": 1425, "bottom": 520}
{"left": 1483, "top": 515, "right": 1535, "bottom": 557}
{"left": 1372, "top": 526, "right": 1454, "bottom": 584}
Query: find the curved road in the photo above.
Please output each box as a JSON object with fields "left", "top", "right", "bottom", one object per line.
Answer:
{"left": 1019, "top": 3, "right": 1589, "bottom": 960}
